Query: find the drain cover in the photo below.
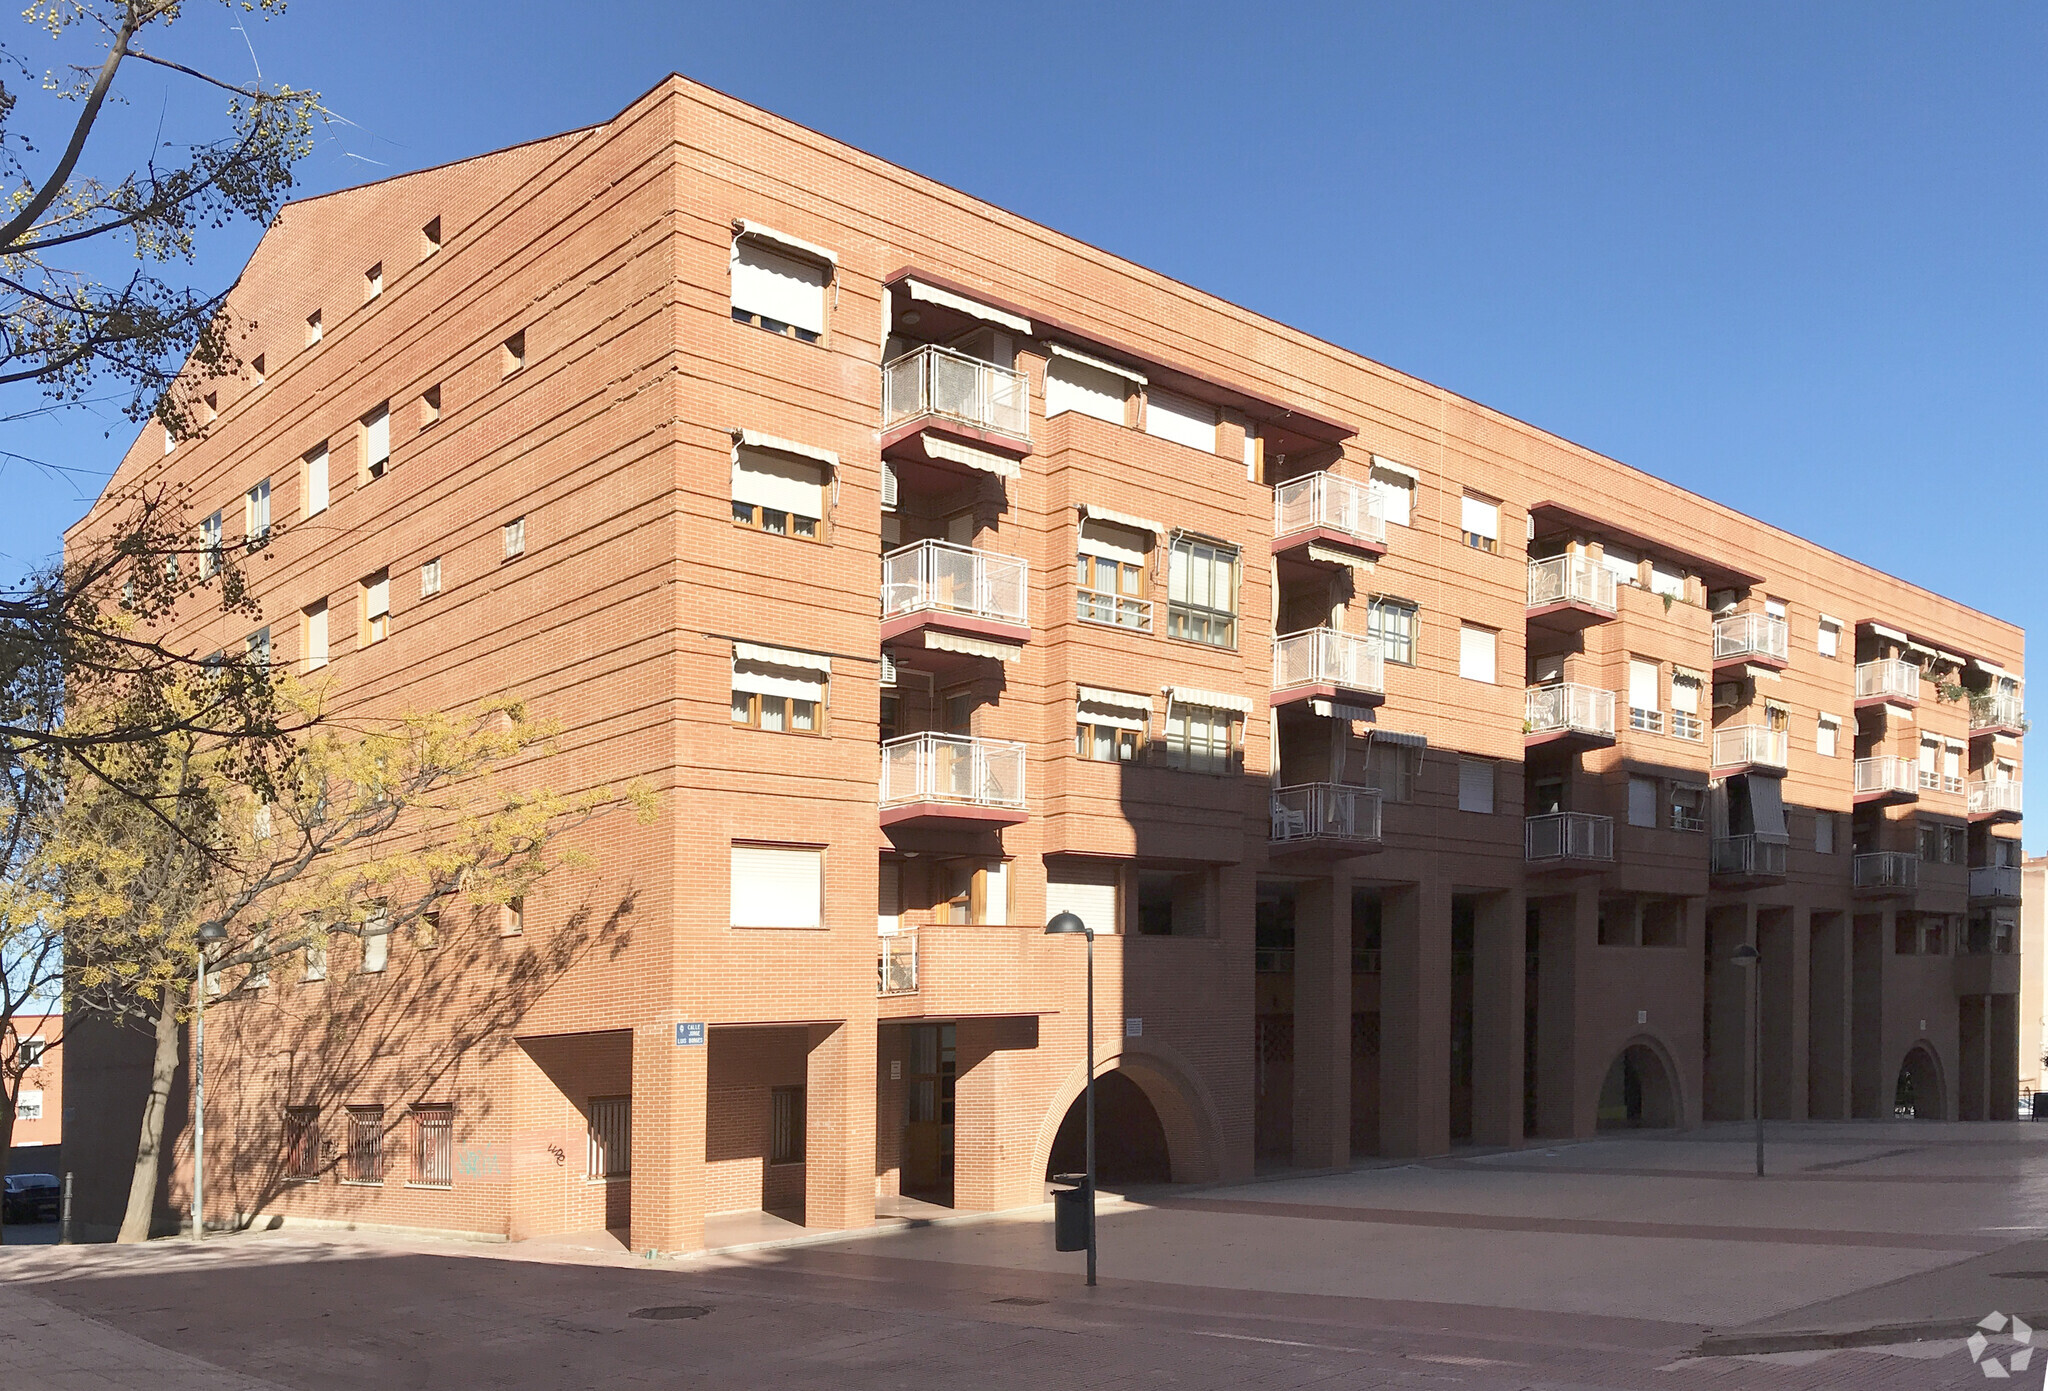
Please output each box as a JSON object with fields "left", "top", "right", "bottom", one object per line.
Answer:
{"left": 630, "top": 1305, "right": 712, "bottom": 1320}
{"left": 992, "top": 1296, "right": 1049, "bottom": 1306}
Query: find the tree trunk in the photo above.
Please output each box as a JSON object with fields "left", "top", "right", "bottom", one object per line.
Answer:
{"left": 117, "top": 991, "right": 183, "bottom": 1243}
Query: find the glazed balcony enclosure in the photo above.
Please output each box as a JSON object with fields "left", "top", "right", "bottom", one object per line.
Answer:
{"left": 877, "top": 934, "right": 918, "bottom": 995}
{"left": 1525, "top": 811, "right": 1614, "bottom": 873}
{"left": 1855, "top": 658, "right": 1920, "bottom": 708}
{"left": 1710, "top": 834, "right": 1789, "bottom": 885}
{"left": 1853, "top": 755, "right": 1919, "bottom": 806}
{"left": 879, "top": 733, "right": 1027, "bottom": 831}
{"left": 1524, "top": 682, "right": 1616, "bottom": 752}
{"left": 1272, "top": 470, "right": 1388, "bottom": 568}
{"left": 1711, "top": 725, "right": 1788, "bottom": 774}
{"left": 882, "top": 343, "right": 1030, "bottom": 444}
{"left": 1971, "top": 691, "right": 2027, "bottom": 738}
{"left": 1852, "top": 851, "right": 1918, "bottom": 896}
{"left": 880, "top": 539, "right": 1030, "bottom": 651}
{"left": 1269, "top": 782, "right": 1384, "bottom": 859}
{"left": 1271, "top": 628, "right": 1385, "bottom": 710}
{"left": 1970, "top": 865, "right": 2023, "bottom": 904}
{"left": 1525, "top": 554, "right": 1617, "bottom": 632}
{"left": 1967, "top": 779, "right": 2024, "bottom": 823}
{"left": 1711, "top": 612, "right": 1789, "bottom": 672}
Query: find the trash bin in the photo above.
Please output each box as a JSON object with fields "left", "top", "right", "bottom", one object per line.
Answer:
{"left": 2032, "top": 1090, "right": 2047, "bottom": 1121}
{"left": 1051, "top": 1175, "right": 1092, "bottom": 1252}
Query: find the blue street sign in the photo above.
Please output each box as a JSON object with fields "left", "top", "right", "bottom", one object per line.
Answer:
{"left": 674, "top": 1021, "right": 706, "bottom": 1046}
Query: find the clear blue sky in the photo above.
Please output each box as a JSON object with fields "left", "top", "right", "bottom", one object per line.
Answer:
{"left": 6, "top": 2, "right": 2042, "bottom": 837}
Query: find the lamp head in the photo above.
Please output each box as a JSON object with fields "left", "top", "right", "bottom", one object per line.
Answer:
{"left": 196, "top": 923, "right": 228, "bottom": 943}
{"left": 1732, "top": 943, "right": 1759, "bottom": 966}
{"left": 1045, "top": 912, "right": 1091, "bottom": 939}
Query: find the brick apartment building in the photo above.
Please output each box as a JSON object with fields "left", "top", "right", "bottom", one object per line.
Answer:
{"left": 66, "top": 76, "right": 2025, "bottom": 1249}
{"left": 7, "top": 1012, "right": 62, "bottom": 1174}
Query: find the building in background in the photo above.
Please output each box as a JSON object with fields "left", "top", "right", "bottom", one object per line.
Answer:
{"left": 2023, "top": 855, "right": 2048, "bottom": 1101}
{"left": 65, "top": 75, "right": 2025, "bottom": 1248}
{"left": 7, "top": 1012, "right": 62, "bottom": 1175}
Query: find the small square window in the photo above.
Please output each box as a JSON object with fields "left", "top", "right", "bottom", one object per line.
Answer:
{"left": 421, "top": 217, "right": 441, "bottom": 259}
{"left": 501, "top": 330, "right": 525, "bottom": 375}
{"left": 250, "top": 353, "right": 265, "bottom": 385}
{"left": 420, "top": 557, "right": 442, "bottom": 597}
{"left": 503, "top": 516, "right": 526, "bottom": 559}
{"left": 420, "top": 384, "right": 441, "bottom": 428}
{"left": 417, "top": 910, "right": 440, "bottom": 951}
{"left": 500, "top": 896, "right": 524, "bottom": 938}
{"left": 306, "top": 309, "right": 323, "bottom": 346}
{"left": 360, "top": 569, "right": 390, "bottom": 646}
{"left": 364, "top": 263, "right": 383, "bottom": 302}
{"left": 203, "top": 392, "right": 218, "bottom": 423}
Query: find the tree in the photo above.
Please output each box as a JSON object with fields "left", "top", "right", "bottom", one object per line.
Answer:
{"left": 59, "top": 687, "right": 643, "bottom": 1242}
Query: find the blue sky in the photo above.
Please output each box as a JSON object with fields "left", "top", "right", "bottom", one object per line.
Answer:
{"left": 5, "top": 2, "right": 2042, "bottom": 837}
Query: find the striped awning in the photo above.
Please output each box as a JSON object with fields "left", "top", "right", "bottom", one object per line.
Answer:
{"left": 924, "top": 433, "right": 1020, "bottom": 479}
{"left": 1163, "top": 685, "right": 1253, "bottom": 714}
{"left": 925, "top": 630, "right": 1020, "bottom": 663}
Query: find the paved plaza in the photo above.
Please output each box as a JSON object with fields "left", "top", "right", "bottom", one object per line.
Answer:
{"left": 6, "top": 1121, "right": 2048, "bottom": 1388}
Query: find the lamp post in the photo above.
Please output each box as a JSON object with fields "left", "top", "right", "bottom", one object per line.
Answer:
{"left": 1045, "top": 911, "right": 1095, "bottom": 1286}
{"left": 193, "top": 922, "right": 227, "bottom": 1240}
{"left": 1732, "top": 942, "right": 1762, "bottom": 1177}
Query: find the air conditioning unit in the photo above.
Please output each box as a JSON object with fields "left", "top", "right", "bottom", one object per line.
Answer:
{"left": 880, "top": 461, "right": 899, "bottom": 511}
{"left": 880, "top": 653, "right": 897, "bottom": 687}
{"left": 1713, "top": 681, "right": 1742, "bottom": 709}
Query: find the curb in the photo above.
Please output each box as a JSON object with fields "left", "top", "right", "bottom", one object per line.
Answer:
{"left": 1695, "top": 1311, "right": 2048, "bottom": 1357}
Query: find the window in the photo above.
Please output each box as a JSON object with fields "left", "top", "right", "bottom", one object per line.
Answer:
{"left": 1136, "top": 868, "right": 1208, "bottom": 937}
{"left": 770, "top": 1086, "right": 806, "bottom": 1165}
{"left": 878, "top": 860, "right": 902, "bottom": 937}
{"left": 1144, "top": 388, "right": 1216, "bottom": 452}
{"left": 1671, "top": 784, "right": 1706, "bottom": 833}
{"left": 420, "top": 558, "right": 441, "bottom": 597}
{"left": 496, "top": 897, "right": 523, "bottom": 938}
{"left": 284, "top": 1107, "right": 321, "bottom": 1180}
{"left": 306, "top": 309, "right": 322, "bottom": 345}
{"left": 1458, "top": 623, "right": 1496, "bottom": 683}
{"left": 1817, "top": 715, "right": 1839, "bottom": 758}
{"left": 1460, "top": 493, "right": 1500, "bottom": 553}
{"left": 1165, "top": 703, "right": 1238, "bottom": 774}
{"left": 731, "top": 443, "right": 826, "bottom": 539}
{"left": 163, "top": 423, "right": 176, "bottom": 455}
{"left": 360, "top": 570, "right": 390, "bottom": 645}
{"left": 1047, "top": 861, "right": 1121, "bottom": 936}
{"left": 302, "top": 601, "right": 328, "bottom": 671}
{"left": 200, "top": 511, "right": 223, "bottom": 578}
{"left": 245, "top": 626, "right": 271, "bottom": 671}
{"left": 417, "top": 910, "right": 440, "bottom": 950}
{"left": 244, "top": 927, "right": 270, "bottom": 990}
{"left": 1627, "top": 775, "right": 1658, "bottom": 828}
{"left": 1815, "top": 810, "right": 1837, "bottom": 854}
{"left": 410, "top": 1106, "right": 452, "bottom": 1188}
{"left": 1670, "top": 672, "right": 1702, "bottom": 741}
{"left": 941, "top": 861, "right": 1011, "bottom": 925}
{"left": 1166, "top": 537, "right": 1238, "bottom": 647}
{"left": 1368, "top": 461, "right": 1416, "bottom": 528}
{"left": 1076, "top": 519, "right": 1150, "bottom": 630}
{"left": 245, "top": 478, "right": 272, "bottom": 547}
{"left": 362, "top": 403, "right": 391, "bottom": 481}
{"left": 18, "top": 1037, "right": 44, "bottom": 1067}
{"left": 1600, "top": 544, "right": 1640, "bottom": 587}
{"left": 15, "top": 1090, "right": 41, "bottom": 1122}
{"left": 1457, "top": 758, "right": 1495, "bottom": 814}
{"left": 420, "top": 384, "right": 441, "bottom": 427}
{"left": 1919, "top": 736, "right": 1941, "bottom": 790}
{"left": 1650, "top": 562, "right": 1685, "bottom": 599}
{"left": 1765, "top": 597, "right": 1787, "bottom": 620}
{"left": 1944, "top": 825, "right": 1967, "bottom": 864}
{"left": 251, "top": 353, "right": 265, "bottom": 385}
{"left": 730, "top": 234, "right": 827, "bottom": 342}
{"left": 1359, "top": 736, "right": 1421, "bottom": 803}
{"left": 1943, "top": 741, "right": 1963, "bottom": 793}
{"left": 1917, "top": 822, "right": 1941, "bottom": 862}
{"left": 344, "top": 1106, "right": 384, "bottom": 1184}
{"left": 1627, "top": 659, "right": 1662, "bottom": 733}
{"left": 501, "top": 330, "right": 525, "bottom": 374}
{"left": 303, "top": 934, "right": 327, "bottom": 982}
{"left": 730, "top": 844, "right": 824, "bottom": 928}
{"left": 361, "top": 907, "right": 390, "bottom": 972}
{"left": 1367, "top": 597, "right": 1418, "bottom": 666}
{"left": 1044, "top": 352, "right": 1128, "bottom": 424}
{"left": 731, "top": 642, "right": 828, "bottom": 734}
{"left": 1076, "top": 688, "right": 1147, "bottom": 762}
{"left": 421, "top": 216, "right": 441, "bottom": 258}
{"left": 587, "top": 1096, "right": 631, "bottom": 1178}
{"left": 303, "top": 443, "right": 330, "bottom": 518}
{"left": 502, "top": 516, "right": 526, "bottom": 559}
{"left": 1818, "top": 617, "right": 1841, "bottom": 658}
{"left": 364, "top": 262, "right": 383, "bottom": 301}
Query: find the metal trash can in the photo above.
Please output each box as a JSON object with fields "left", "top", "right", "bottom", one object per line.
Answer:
{"left": 1051, "top": 1175, "right": 1092, "bottom": 1252}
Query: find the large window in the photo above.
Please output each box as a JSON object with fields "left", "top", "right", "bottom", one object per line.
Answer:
{"left": 1076, "top": 519, "right": 1150, "bottom": 631}
{"left": 1358, "top": 736, "right": 1421, "bottom": 802}
{"left": 1167, "top": 537, "right": 1238, "bottom": 647}
{"left": 730, "top": 232, "right": 828, "bottom": 342}
{"left": 732, "top": 441, "right": 827, "bottom": 539}
{"left": 1046, "top": 860, "right": 1121, "bottom": 936}
{"left": 731, "top": 641, "right": 828, "bottom": 734}
{"left": 1367, "top": 597, "right": 1418, "bottom": 666}
{"left": 730, "top": 844, "right": 824, "bottom": 928}
{"left": 1165, "top": 702, "right": 1238, "bottom": 773}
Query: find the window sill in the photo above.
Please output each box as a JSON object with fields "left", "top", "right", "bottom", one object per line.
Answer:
{"left": 339, "top": 1179, "right": 384, "bottom": 1188}
{"left": 732, "top": 519, "right": 827, "bottom": 544}
{"left": 404, "top": 1182, "right": 453, "bottom": 1191}
{"left": 586, "top": 1174, "right": 630, "bottom": 1184}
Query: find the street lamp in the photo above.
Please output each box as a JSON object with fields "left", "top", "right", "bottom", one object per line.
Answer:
{"left": 193, "top": 922, "right": 227, "bottom": 1241}
{"left": 1045, "top": 910, "right": 1095, "bottom": 1286}
{"left": 1732, "top": 942, "right": 1762, "bottom": 1177}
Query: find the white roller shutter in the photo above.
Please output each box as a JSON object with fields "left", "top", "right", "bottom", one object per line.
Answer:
{"left": 1601, "top": 544, "right": 1641, "bottom": 585}
{"left": 877, "top": 861, "right": 901, "bottom": 937}
{"left": 303, "top": 604, "right": 328, "bottom": 671}
{"left": 731, "top": 239, "right": 826, "bottom": 334}
{"left": 981, "top": 860, "right": 1009, "bottom": 926}
{"left": 1671, "top": 672, "right": 1700, "bottom": 713}
{"left": 1078, "top": 518, "right": 1146, "bottom": 566}
{"left": 731, "top": 845, "right": 823, "bottom": 928}
{"left": 365, "top": 405, "right": 390, "bottom": 467}
{"left": 1368, "top": 465, "right": 1414, "bottom": 526}
{"left": 1457, "top": 758, "right": 1495, "bottom": 814}
{"left": 1047, "top": 862, "right": 1119, "bottom": 935}
{"left": 304, "top": 445, "right": 329, "bottom": 517}
{"left": 1628, "top": 659, "right": 1659, "bottom": 710}
{"left": 732, "top": 645, "right": 827, "bottom": 702}
{"left": 365, "top": 574, "right": 389, "bottom": 620}
{"left": 1458, "top": 624, "right": 1496, "bottom": 683}
{"left": 1628, "top": 776, "right": 1658, "bottom": 828}
{"left": 1045, "top": 355, "right": 1126, "bottom": 424}
{"left": 1144, "top": 389, "right": 1216, "bottom": 452}
{"left": 1459, "top": 495, "right": 1499, "bottom": 541}
{"left": 732, "top": 446, "right": 826, "bottom": 521}
{"left": 1650, "top": 562, "right": 1684, "bottom": 598}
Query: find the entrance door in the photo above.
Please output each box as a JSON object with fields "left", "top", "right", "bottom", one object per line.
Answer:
{"left": 902, "top": 1023, "right": 956, "bottom": 1198}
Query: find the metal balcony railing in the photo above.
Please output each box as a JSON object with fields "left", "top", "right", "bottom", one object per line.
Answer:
{"left": 1525, "top": 811, "right": 1614, "bottom": 863}
{"left": 1272, "top": 628, "right": 1385, "bottom": 696}
{"left": 1274, "top": 471, "right": 1386, "bottom": 549}
{"left": 879, "top": 733, "right": 1027, "bottom": 811}
{"left": 1713, "top": 612, "right": 1789, "bottom": 664}
{"left": 1526, "top": 554, "right": 1617, "bottom": 614}
{"left": 1855, "top": 658, "right": 1920, "bottom": 703}
{"left": 1971, "top": 865, "right": 2022, "bottom": 900}
{"left": 1270, "top": 782, "right": 1383, "bottom": 845}
{"left": 1525, "top": 683, "right": 1616, "bottom": 740}
{"left": 1075, "top": 588, "right": 1152, "bottom": 632}
{"left": 878, "top": 934, "right": 918, "bottom": 995}
{"left": 1712, "top": 725, "right": 1788, "bottom": 770}
{"left": 1711, "top": 834, "right": 1788, "bottom": 878}
{"left": 1854, "top": 755, "right": 1917, "bottom": 797}
{"left": 1971, "top": 691, "right": 2026, "bottom": 732}
{"left": 1968, "top": 779, "right": 2023, "bottom": 816}
{"left": 1853, "top": 852, "right": 1918, "bottom": 891}
{"left": 881, "top": 343, "right": 1030, "bottom": 439}
{"left": 881, "top": 540, "right": 1028, "bottom": 627}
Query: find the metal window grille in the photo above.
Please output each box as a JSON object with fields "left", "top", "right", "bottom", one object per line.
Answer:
{"left": 770, "top": 1086, "right": 806, "bottom": 1165}
{"left": 411, "top": 1106, "right": 453, "bottom": 1187}
{"left": 283, "top": 1107, "right": 320, "bottom": 1180}
{"left": 345, "top": 1107, "right": 384, "bottom": 1183}
{"left": 588, "top": 1096, "right": 631, "bottom": 1178}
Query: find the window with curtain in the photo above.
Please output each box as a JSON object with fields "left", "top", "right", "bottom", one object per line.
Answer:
{"left": 1165, "top": 703, "right": 1237, "bottom": 773}
{"left": 731, "top": 642, "right": 829, "bottom": 734}
{"left": 1817, "top": 618, "right": 1840, "bottom": 658}
{"left": 1368, "top": 597, "right": 1418, "bottom": 665}
{"left": 1167, "top": 537, "right": 1238, "bottom": 647}
{"left": 1076, "top": 519, "right": 1151, "bottom": 630}
{"left": 1076, "top": 690, "right": 1147, "bottom": 762}
{"left": 360, "top": 570, "right": 389, "bottom": 645}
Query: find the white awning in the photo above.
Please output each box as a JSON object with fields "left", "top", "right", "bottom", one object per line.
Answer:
{"left": 1885, "top": 702, "right": 1915, "bottom": 722}
{"left": 1817, "top": 612, "right": 1844, "bottom": 628}
{"left": 1937, "top": 650, "right": 1970, "bottom": 666}
{"left": 733, "top": 219, "right": 837, "bottom": 269}
{"left": 1866, "top": 621, "right": 1909, "bottom": 643}
{"left": 1306, "top": 542, "right": 1375, "bottom": 571}
{"left": 1747, "top": 664, "right": 1782, "bottom": 682}
{"left": 1905, "top": 642, "right": 1939, "bottom": 662}
{"left": 1077, "top": 685, "right": 1150, "bottom": 712}
{"left": 1368, "top": 455, "right": 1420, "bottom": 482}
{"left": 1077, "top": 503, "right": 1165, "bottom": 537}
{"left": 1370, "top": 729, "right": 1428, "bottom": 748}
{"left": 1310, "top": 699, "right": 1377, "bottom": 721}
{"left": 733, "top": 429, "right": 838, "bottom": 468}
{"left": 1977, "top": 657, "right": 2010, "bottom": 677}
{"left": 1162, "top": 685, "right": 1252, "bottom": 714}
{"left": 1673, "top": 665, "right": 1706, "bottom": 684}
{"left": 925, "top": 630, "right": 1020, "bottom": 663}
{"left": 1049, "top": 341, "right": 1147, "bottom": 386}
{"left": 734, "top": 641, "right": 830, "bottom": 675}
{"left": 923, "top": 433, "right": 1020, "bottom": 479}
{"left": 1819, "top": 711, "right": 1843, "bottom": 725}
{"left": 903, "top": 277, "right": 1030, "bottom": 335}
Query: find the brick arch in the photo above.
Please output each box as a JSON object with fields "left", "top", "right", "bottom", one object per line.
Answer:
{"left": 1895, "top": 1040, "right": 1946, "bottom": 1119}
{"left": 1030, "top": 1039, "right": 1222, "bottom": 1186}
{"left": 1596, "top": 1032, "right": 1687, "bottom": 1131}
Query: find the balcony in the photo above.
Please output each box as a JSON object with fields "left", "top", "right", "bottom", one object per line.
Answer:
{"left": 880, "top": 540, "right": 1030, "bottom": 655}
{"left": 1525, "top": 811, "right": 1614, "bottom": 873}
{"left": 1967, "top": 779, "right": 2023, "bottom": 824}
{"left": 1853, "top": 755, "right": 1918, "bottom": 807}
{"left": 880, "top": 344, "right": 1032, "bottom": 476}
{"left": 1969, "top": 865, "right": 2023, "bottom": 904}
{"left": 1711, "top": 725, "right": 1788, "bottom": 775}
{"left": 1076, "top": 587, "right": 1152, "bottom": 633}
{"left": 1524, "top": 683, "right": 1616, "bottom": 752}
{"left": 1269, "top": 782, "right": 1384, "bottom": 859}
{"left": 1711, "top": 834, "right": 1789, "bottom": 885}
{"left": 1852, "top": 851, "right": 1918, "bottom": 896}
{"left": 1271, "top": 628, "right": 1385, "bottom": 711}
{"left": 879, "top": 733, "right": 1027, "bottom": 831}
{"left": 1955, "top": 949, "right": 2023, "bottom": 997}
{"left": 1273, "top": 471, "right": 1387, "bottom": 569}
{"left": 1971, "top": 692, "right": 2027, "bottom": 739}
{"left": 878, "top": 934, "right": 918, "bottom": 996}
{"left": 1526, "top": 555, "right": 1618, "bottom": 632}
{"left": 1712, "top": 613, "right": 1789, "bottom": 672}
{"left": 1854, "top": 658, "right": 1920, "bottom": 709}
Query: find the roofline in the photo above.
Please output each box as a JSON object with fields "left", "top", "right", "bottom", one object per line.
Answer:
{"left": 272, "top": 118, "right": 608, "bottom": 215}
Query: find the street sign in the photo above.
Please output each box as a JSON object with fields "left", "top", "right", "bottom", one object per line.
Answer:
{"left": 674, "top": 1021, "right": 706, "bottom": 1046}
{"left": 1125, "top": 1017, "right": 1142, "bottom": 1038}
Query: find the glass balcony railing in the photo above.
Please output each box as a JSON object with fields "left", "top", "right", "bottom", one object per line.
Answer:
{"left": 878, "top": 934, "right": 918, "bottom": 995}
{"left": 879, "top": 733, "right": 1026, "bottom": 812}
{"left": 1526, "top": 555, "right": 1617, "bottom": 614}
{"left": 1711, "top": 834, "right": 1788, "bottom": 878}
{"left": 1525, "top": 683, "right": 1615, "bottom": 740}
{"left": 1712, "top": 725, "right": 1788, "bottom": 770}
{"left": 1713, "top": 613, "right": 1789, "bottom": 664}
{"left": 1525, "top": 811, "right": 1614, "bottom": 863}
{"left": 1272, "top": 628, "right": 1384, "bottom": 696}
{"left": 881, "top": 343, "right": 1030, "bottom": 439}
{"left": 1853, "top": 852, "right": 1918, "bottom": 892}
{"left": 1968, "top": 780, "right": 2023, "bottom": 817}
{"left": 1854, "top": 755, "right": 1917, "bottom": 798}
{"left": 1855, "top": 658, "right": 1919, "bottom": 703}
{"left": 1971, "top": 865, "right": 2022, "bottom": 901}
{"left": 1270, "top": 782, "right": 1383, "bottom": 846}
{"left": 1274, "top": 471, "right": 1386, "bottom": 549}
{"left": 881, "top": 540, "right": 1028, "bottom": 628}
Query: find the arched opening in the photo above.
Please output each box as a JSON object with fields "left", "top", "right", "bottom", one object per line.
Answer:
{"left": 1596, "top": 1042, "right": 1679, "bottom": 1130}
{"left": 1045, "top": 1069, "right": 1171, "bottom": 1184}
{"left": 1896, "top": 1044, "right": 1944, "bottom": 1119}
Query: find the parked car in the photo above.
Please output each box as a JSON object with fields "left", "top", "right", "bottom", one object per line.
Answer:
{"left": 2, "top": 1173, "right": 60, "bottom": 1223}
